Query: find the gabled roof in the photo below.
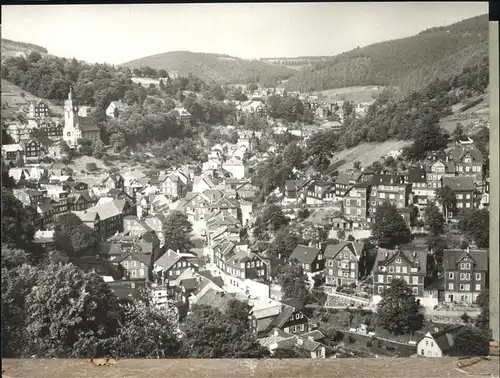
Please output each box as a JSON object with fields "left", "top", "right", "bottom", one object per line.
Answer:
{"left": 154, "top": 249, "right": 197, "bottom": 272}
{"left": 373, "top": 248, "right": 427, "bottom": 274}
{"left": 72, "top": 210, "right": 99, "bottom": 223}
{"left": 449, "top": 147, "right": 483, "bottom": 164}
{"left": 290, "top": 245, "right": 321, "bottom": 264}
{"left": 442, "top": 176, "right": 475, "bottom": 192}
{"left": 442, "top": 248, "right": 488, "bottom": 271}
{"left": 407, "top": 166, "right": 427, "bottom": 184}
{"left": 420, "top": 326, "right": 463, "bottom": 354}
{"left": 324, "top": 241, "right": 364, "bottom": 259}
{"left": 2, "top": 143, "right": 24, "bottom": 152}
{"left": 335, "top": 172, "right": 362, "bottom": 186}
{"left": 91, "top": 201, "right": 123, "bottom": 220}
{"left": 211, "top": 196, "right": 239, "bottom": 209}
{"left": 115, "top": 249, "right": 151, "bottom": 266}
{"left": 285, "top": 179, "right": 311, "bottom": 192}
{"left": 194, "top": 288, "right": 247, "bottom": 313}
{"left": 77, "top": 116, "right": 100, "bottom": 132}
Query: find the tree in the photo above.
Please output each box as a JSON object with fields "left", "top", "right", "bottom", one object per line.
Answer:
{"left": 277, "top": 259, "right": 309, "bottom": 303}
{"left": 458, "top": 209, "right": 489, "bottom": 249}
{"left": 306, "top": 130, "right": 338, "bottom": 173}
{"left": 449, "top": 326, "right": 490, "bottom": 357}
{"left": 377, "top": 279, "right": 422, "bottom": 335}
{"left": 437, "top": 185, "right": 456, "bottom": 221}
{"left": 1, "top": 191, "right": 38, "bottom": 251}
{"left": 109, "top": 297, "right": 181, "bottom": 358}
{"left": 181, "top": 304, "right": 268, "bottom": 358}
{"left": 475, "top": 289, "right": 489, "bottom": 333}
{"left": 162, "top": 211, "right": 194, "bottom": 253}
{"left": 54, "top": 213, "right": 100, "bottom": 258}
{"left": 260, "top": 203, "right": 289, "bottom": 233}
{"left": 268, "top": 227, "right": 303, "bottom": 260}
{"left": 371, "top": 201, "right": 411, "bottom": 248}
{"left": 92, "top": 139, "right": 106, "bottom": 159}
{"left": 424, "top": 202, "right": 445, "bottom": 235}
{"left": 353, "top": 161, "right": 362, "bottom": 171}
{"left": 453, "top": 123, "right": 465, "bottom": 143}
{"left": 282, "top": 141, "right": 303, "bottom": 170}
{"left": 23, "top": 263, "right": 122, "bottom": 358}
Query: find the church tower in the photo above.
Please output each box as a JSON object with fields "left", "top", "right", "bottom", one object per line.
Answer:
{"left": 63, "top": 86, "right": 80, "bottom": 147}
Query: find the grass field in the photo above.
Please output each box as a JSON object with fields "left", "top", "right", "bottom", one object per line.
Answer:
{"left": 1, "top": 79, "right": 64, "bottom": 116}
{"left": 317, "top": 86, "right": 387, "bottom": 103}
{"left": 329, "top": 140, "right": 413, "bottom": 172}
{"left": 439, "top": 90, "right": 489, "bottom": 135}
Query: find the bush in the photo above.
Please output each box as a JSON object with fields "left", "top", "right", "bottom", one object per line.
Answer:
{"left": 332, "top": 330, "right": 344, "bottom": 342}
{"left": 366, "top": 339, "right": 373, "bottom": 347}
{"left": 348, "top": 336, "right": 356, "bottom": 344}
{"left": 86, "top": 162, "right": 98, "bottom": 172}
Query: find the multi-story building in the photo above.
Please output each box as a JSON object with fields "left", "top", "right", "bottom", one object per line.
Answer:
{"left": 425, "top": 159, "right": 456, "bottom": 190}
{"left": 448, "top": 147, "right": 484, "bottom": 183}
{"left": 334, "top": 172, "right": 361, "bottom": 198}
{"left": 343, "top": 183, "right": 370, "bottom": 223}
{"left": 442, "top": 248, "right": 488, "bottom": 305}
{"left": 441, "top": 176, "right": 477, "bottom": 218}
{"left": 324, "top": 242, "right": 366, "bottom": 287}
{"left": 28, "top": 99, "right": 50, "bottom": 118}
{"left": 22, "top": 139, "right": 43, "bottom": 161}
{"left": 153, "top": 249, "right": 200, "bottom": 295}
{"left": 2, "top": 143, "right": 24, "bottom": 165}
{"left": 114, "top": 247, "right": 151, "bottom": 281}
{"left": 369, "top": 174, "right": 411, "bottom": 217}
{"left": 305, "top": 181, "right": 333, "bottom": 206}
{"left": 372, "top": 247, "right": 427, "bottom": 304}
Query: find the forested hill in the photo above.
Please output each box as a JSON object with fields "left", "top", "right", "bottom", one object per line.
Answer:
{"left": 283, "top": 14, "right": 488, "bottom": 94}
{"left": 121, "top": 51, "right": 296, "bottom": 86}
{"left": 1, "top": 39, "right": 48, "bottom": 62}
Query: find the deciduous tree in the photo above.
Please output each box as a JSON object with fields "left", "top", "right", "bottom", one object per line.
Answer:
{"left": 371, "top": 201, "right": 411, "bottom": 248}
{"left": 162, "top": 211, "right": 194, "bottom": 253}
{"left": 424, "top": 202, "right": 445, "bottom": 235}
{"left": 277, "top": 259, "right": 309, "bottom": 303}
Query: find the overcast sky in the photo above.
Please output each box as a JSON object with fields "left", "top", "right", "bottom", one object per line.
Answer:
{"left": 1, "top": 2, "right": 488, "bottom": 64}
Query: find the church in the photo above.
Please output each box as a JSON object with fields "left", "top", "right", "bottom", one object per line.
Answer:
{"left": 63, "top": 87, "right": 101, "bottom": 148}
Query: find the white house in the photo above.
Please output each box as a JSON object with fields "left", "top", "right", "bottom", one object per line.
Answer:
{"left": 106, "top": 100, "right": 127, "bottom": 118}
{"left": 222, "top": 157, "right": 249, "bottom": 180}
{"left": 416, "top": 326, "right": 463, "bottom": 358}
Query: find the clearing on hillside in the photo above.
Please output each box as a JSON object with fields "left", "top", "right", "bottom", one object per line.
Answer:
{"left": 439, "top": 89, "right": 489, "bottom": 135}
{"left": 330, "top": 140, "right": 413, "bottom": 172}
{"left": 1, "top": 79, "right": 64, "bottom": 116}
{"left": 317, "top": 86, "right": 387, "bottom": 103}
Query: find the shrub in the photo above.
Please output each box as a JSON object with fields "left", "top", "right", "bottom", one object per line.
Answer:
{"left": 348, "top": 336, "right": 356, "bottom": 344}
{"left": 86, "top": 162, "right": 98, "bottom": 172}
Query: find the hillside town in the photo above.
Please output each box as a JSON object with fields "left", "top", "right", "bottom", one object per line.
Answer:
{"left": 2, "top": 73, "right": 492, "bottom": 359}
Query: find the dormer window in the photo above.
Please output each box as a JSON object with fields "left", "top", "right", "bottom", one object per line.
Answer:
{"left": 395, "top": 258, "right": 401, "bottom": 264}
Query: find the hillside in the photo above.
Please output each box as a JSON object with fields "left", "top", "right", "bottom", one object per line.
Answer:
{"left": 284, "top": 14, "right": 488, "bottom": 94}
{"left": 1, "top": 79, "right": 64, "bottom": 117}
{"left": 121, "top": 51, "right": 296, "bottom": 86}
{"left": 1, "top": 38, "right": 48, "bottom": 62}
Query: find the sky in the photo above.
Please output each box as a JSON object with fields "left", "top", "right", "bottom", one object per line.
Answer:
{"left": 1, "top": 2, "right": 489, "bottom": 65}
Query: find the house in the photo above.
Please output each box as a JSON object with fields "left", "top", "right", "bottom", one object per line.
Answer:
{"left": 67, "top": 191, "right": 96, "bottom": 211}
{"left": 8, "top": 167, "right": 29, "bottom": 183}
{"left": 260, "top": 328, "right": 327, "bottom": 359}
{"left": 76, "top": 201, "right": 123, "bottom": 240}
{"left": 289, "top": 245, "right": 325, "bottom": 281}
{"left": 305, "top": 181, "right": 333, "bottom": 206}
{"left": 114, "top": 246, "right": 151, "bottom": 281}
{"left": 319, "top": 120, "right": 344, "bottom": 133}
{"left": 334, "top": 172, "right": 361, "bottom": 198}
{"left": 426, "top": 159, "right": 456, "bottom": 190}
{"left": 448, "top": 147, "right": 484, "bottom": 182}
{"left": 28, "top": 99, "right": 49, "bottom": 118}
{"left": 12, "top": 188, "right": 45, "bottom": 207}
{"left": 100, "top": 173, "right": 125, "bottom": 191}
{"left": 176, "top": 192, "right": 211, "bottom": 222}
{"left": 254, "top": 299, "right": 309, "bottom": 338}
{"left": 442, "top": 248, "right": 488, "bottom": 305}
{"left": 343, "top": 183, "right": 370, "bottom": 223}
{"left": 106, "top": 100, "right": 128, "bottom": 118}
{"left": 441, "top": 176, "right": 477, "bottom": 218}
{"left": 192, "top": 175, "right": 216, "bottom": 193}
{"left": 153, "top": 249, "right": 201, "bottom": 291}
{"left": 372, "top": 247, "right": 427, "bottom": 304}
{"left": 40, "top": 120, "right": 64, "bottom": 141}
{"left": 417, "top": 326, "right": 463, "bottom": 358}
{"left": 22, "top": 139, "right": 43, "bottom": 161}
{"left": 324, "top": 242, "right": 366, "bottom": 287}
{"left": 151, "top": 172, "right": 187, "bottom": 198}
{"left": 369, "top": 174, "right": 411, "bottom": 220}
{"left": 284, "top": 179, "right": 312, "bottom": 202}
{"left": 172, "top": 272, "right": 225, "bottom": 311}
{"left": 222, "top": 157, "right": 249, "bottom": 180}
{"left": 73, "top": 209, "right": 100, "bottom": 230}
{"left": 173, "top": 107, "right": 192, "bottom": 125}
{"left": 2, "top": 143, "right": 24, "bottom": 165}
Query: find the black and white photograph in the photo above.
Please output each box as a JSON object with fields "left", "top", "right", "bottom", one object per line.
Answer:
{"left": 0, "top": 2, "right": 498, "bottom": 377}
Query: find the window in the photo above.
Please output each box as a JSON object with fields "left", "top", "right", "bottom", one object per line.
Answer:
{"left": 328, "top": 269, "right": 333, "bottom": 275}
{"left": 300, "top": 324, "right": 305, "bottom": 332}
{"left": 395, "top": 266, "right": 401, "bottom": 273}
{"left": 291, "top": 326, "right": 296, "bottom": 333}
{"left": 461, "top": 263, "right": 471, "bottom": 270}
{"left": 380, "top": 193, "right": 386, "bottom": 199}
{"left": 296, "top": 313, "right": 300, "bottom": 320}
{"left": 378, "top": 286, "right": 384, "bottom": 294}
{"left": 389, "top": 266, "right": 394, "bottom": 273}
{"left": 465, "top": 203, "right": 471, "bottom": 208}
{"left": 402, "top": 267, "right": 408, "bottom": 274}
{"left": 131, "top": 270, "right": 136, "bottom": 277}
{"left": 466, "top": 194, "right": 471, "bottom": 200}
{"left": 457, "top": 194, "right": 463, "bottom": 200}
{"left": 318, "top": 254, "right": 323, "bottom": 261}
{"left": 404, "top": 276, "right": 410, "bottom": 284}
{"left": 328, "top": 260, "right": 334, "bottom": 267}
{"left": 123, "top": 261, "right": 128, "bottom": 268}
{"left": 387, "top": 275, "right": 392, "bottom": 283}
{"left": 475, "top": 284, "right": 481, "bottom": 291}
{"left": 412, "top": 287, "right": 418, "bottom": 295}
{"left": 448, "top": 283, "right": 454, "bottom": 290}
{"left": 449, "top": 272, "right": 454, "bottom": 279}
{"left": 338, "top": 270, "right": 342, "bottom": 277}
{"left": 251, "top": 261, "right": 255, "bottom": 268}
{"left": 337, "top": 262, "right": 342, "bottom": 268}
{"left": 132, "top": 261, "right": 136, "bottom": 267}
{"left": 395, "top": 258, "right": 401, "bottom": 264}
{"left": 139, "top": 269, "right": 144, "bottom": 277}
{"left": 378, "top": 275, "right": 384, "bottom": 283}
{"left": 289, "top": 315, "right": 294, "bottom": 321}
{"left": 412, "top": 276, "right": 419, "bottom": 285}
{"left": 305, "top": 264, "right": 310, "bottom": 270}
{"left": 476, "top": 273, "right": 481, "bottom": 280}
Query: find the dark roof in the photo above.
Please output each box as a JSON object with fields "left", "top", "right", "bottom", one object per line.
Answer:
{"left": 270, "top": 305, "right": 296, "bottom": 329}
{"left": 115, "top": 249, "right": 151, "bottom": 266}
{"left": 407, "top": 166, "right": 427, "bottom": 184}
{"left": 335, "top": 172, "right": 361, "bottom": 186}
{"left": 449, "top": 147, "right": 483, "bottom": 164}
{"left": 427, "top": 326, "right": 463, "bottom": 354}
{"left": 442, "top": 176, "right": 475, "bottom": 192}
{"left": 99, "top": 242, "right": 122, "bottom": 257}
{"left": 285, "top": 179, "right": 310, "bottom": 191}
{"left": 180, "top": 278, "right": 198, "bottom": 291}
{"left": 290, "top": 245, "right": 321, "bottom": 264}
{"left": 442, "top": 249, "right": 488, "bottom": 271}
{"left": 196, "top": 270, "right": 224, "bottom": 288}
{"left": 371, "top": 174, "right": 405, "bottom": 186}
{"left": 108, "top": 280, "right": 146, "bottom": 300}
{"left": 77, "top": 116, "right": 100, "bottom": 132}
{"left": 195, "top": 289, "right": 246, "bottom": 313}
{"left": 324, "top": 242, "right": 365, "bottom": 259}
{"left": 281, "top": 298, "right": 305, "bottom": 311}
